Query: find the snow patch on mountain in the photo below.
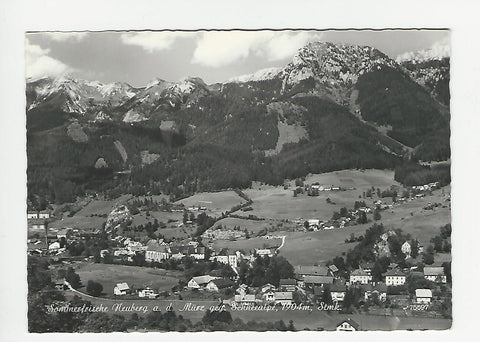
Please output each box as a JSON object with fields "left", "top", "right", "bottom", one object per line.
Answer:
{"left": 228, "top": 67, "right": 282, "bottom": 83}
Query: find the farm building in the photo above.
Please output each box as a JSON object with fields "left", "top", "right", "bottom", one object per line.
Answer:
{"left": 279, "top": 279, "right": 297, "bottom": 292}
{"left": 206, "top": 278, "right": 235, "bottom": 292}
{"left": 114, "top": 283, "right": 130, "bottom": 296}
{"left": 187, "top": 275, "right": 219, "bottom": 289}
{"left": 415, "top": 289, "right": 433, "bottom": 304}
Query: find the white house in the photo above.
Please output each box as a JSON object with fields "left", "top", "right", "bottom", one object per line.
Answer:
{"left": 114, "top": 283, "right": 130, "bottom": 296}
{"left": 187, "top": 275, "right": 219, "bottom": 289}
{"left": 138, "top": 287, "right": 157, "bottom": 298}
{"left": 39, "top": 212, "right": 50, "bottom": 219}
{"left": 308, "top": 219, "right": 320, "bottom": 229}
{"left": 274, "top": 292, "right": 293, "bottom": 305}
{"left": 385, "top": 269, "right": 406, "bottom": 286}
{"left": 350, "top": 269, "right": 372, "bottom": 284}
{"left": 401, "top": 241, "right": 412, "bottom": 259}
{"left": 336, "top": 318, "right": 360, "bottom": 331}
{"left": 330, "top": 283, "right": 347, "bottom": 302}
{"left": 423, "top": 267, "right": 447, "bottom": 283}
{"left": 260, "top": 283, "right": 276, "bottom": 293}
{"left": 262, "top": 289, "right": 275, "bottom": 303}
{"left": 48, "top": 242, "right": 61, "bottom": 251}
{"left": 255, "top": 248, "right": 273, "bottom": 257}
{"left": 234, "top": 294, "right": 256, "bottom": 305}
{"left": 145, "top": 240, "right": 170, "bottom": 262}
{"left": 206, "top": 278, "right": 235, "bottom": 292}
{"left": 27, "top": 212, "right": 38, "bottom": 219}
{"left": 415, "top": 289, "right": 433, "bottom": 304}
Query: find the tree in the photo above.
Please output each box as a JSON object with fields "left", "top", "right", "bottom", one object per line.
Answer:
{"left": 321, "top": 285, "right": 332, "bottom": 304}
{"left": 357, "top": 212, "right": 368, "bottom": 224}
{"left": 86, "top": 280, "right": 103, "bottom": 297}
{"left": 373, "top": 210, "right": 381, "bottom": 221}
{"left": 63, "top": 267, "right": 81, "bottom": 289}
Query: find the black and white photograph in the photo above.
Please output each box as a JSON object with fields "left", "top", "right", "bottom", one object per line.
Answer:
{"left": 24, "top": 29, "right": 452, "bottom": 332}
{"left": 2, "top": 1, "right": 480, "bottom": 339}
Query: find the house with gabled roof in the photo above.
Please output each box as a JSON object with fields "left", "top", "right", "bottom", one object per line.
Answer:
{"left": 350, "top": 269, "right": 372, "bottom": 284}
{"left": 274, "top": 291, "right": 293, "bottom": 305}
{"left": 336, "top": 318, "right": 360, "bottom": 331}
{"left": 206, "top": 278, "right": 235, "bottom": 292}
{"left": 187, "top": 275, "right": 219, "bottom": 289}
{"left": 415, "top": 288, "right": 433, "bottom": 303}
{"left": 114, "top": 282, "right": 130, "bottom": 296}
{"left": 330, "top": 283, "right": 347, "bottom": 302}
{"left": 145, "top": 239, "right": 170, "bottom": 262}
{"left": 385, "top": 269, "right": 406, "bottom": 286}
{"left": 423, "top": 267, "right": 447, "bottom": 283}
{"left": 303, "top": 275, "right": 334, "bottom": 289}
{"left": 279, "top": 278, "right": 297, "bottom": 292}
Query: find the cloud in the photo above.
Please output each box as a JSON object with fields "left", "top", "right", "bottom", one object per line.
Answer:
{"left": 43, "top": 32, "right": 88, "bottom": 42}
{"left": 191, "top": 31, "right": 324, "bottom": 67}
{"left": 120, "top": 31, "right": 195, "bottom": 52}
{"left": 25, "top": 39, "right": 71, "bottom": 80}
{"left": 265, "top": 31, "right": 324, "bottom": 61}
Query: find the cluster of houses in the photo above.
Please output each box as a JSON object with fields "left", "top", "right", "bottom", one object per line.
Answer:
{"left": 113, "top": 282, "right": 164, "bottom": 299}
{"left": 411, "top": 182, "right": 440, "bottom": 192}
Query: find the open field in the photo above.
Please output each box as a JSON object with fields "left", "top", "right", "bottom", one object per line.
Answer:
{"left": 278, "top": 186, "right": 450, "bottom": 266}
{"left": 304, "top": 169, "right": 399, "bottom": 189}
{"left": 212, "top": 217, "right": 278, "bottom": 234}
{"left": 75, "top": 263, "right": 183, "bottom": 295}
{"left": 131, "top": 211, "right": 183, "bottom": 227}
{"left": 175, "top": 191, "right": 245, "bottom": 217}
{"left": 205, "top": 236, "right": 282, "bottom": 253}
{"left": 245, "top": 170, "right": 401, "bottom": 221}
{"left": 49, "top": 194, "right": 132, "bottom": 230}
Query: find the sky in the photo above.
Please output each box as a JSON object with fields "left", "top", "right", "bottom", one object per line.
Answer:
{"left": 25, "top": 29, "right": 450, "bottom": 87}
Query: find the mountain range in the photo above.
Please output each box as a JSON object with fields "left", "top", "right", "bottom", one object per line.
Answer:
{"left": 26, "top": 41, "right": 450, "bottom": 204}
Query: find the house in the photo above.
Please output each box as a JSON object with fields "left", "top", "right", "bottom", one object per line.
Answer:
{"left": 423, "top": 267, "right": 447, "bottom": 283}
{"left": 308, "top": 219, "right": 320, "bottom": 229}
{"left": 54, "top": 278, "right": 67, "bottom": 290}
{"left": 385, "top": 269, "right": 406, "bottom": 286}
{"left": 415, "top": 289, "right": 433, "bottom": 304}
{"left": 303, "top": 275, "right": 334, "bottom": 289}
{"left": 330, "top": 283, "right": 347, "bottom": 302}
{"left": 260, "top": 283, "right": 276, "bottom": 293}
{"left": 210, "top": 250, "right": 238, "bottom": 268}
{"left": 27, "top": 211, "right": 38, "bottom": 219}
{"left": 336, "top": 318, "right": 360, "bottom": 331}
{"left": 401, "top": 241, "right": 411, "bottom": 259}
{"left": 295, "top": 265, "right": 331, "bottom": 278}
{"left": 255, "top": 248, "right": 273, "bottom": 257}
{"left": 359, "top": 262, "right": 374, "bottom": 275}
{"left": 349, "top": 269, "right": 372, "bottom": 284}
{"left": 328, "top": 264, "right": 339, "bottom": 277}
{"left": 262, "top": 289, "right": 275, "bottom": 303}
{"left": 361, "top": 283, "right": 387, "bottom": 302}
{"left": 114, "top": 283, "right": 130, "bottom": 296}
{"left": 206, "top": 278, "right": 235, "bottom": 292}
{"left": 49, "top": 242, "right": 61, "bottom": 251}
{"left": 138, "top": 287, "right": 157, "bottom": 298}
{"left": 187, "top": 275, "right": 219, "bottom": 289}
{"left": 274, "top": 292, "right": 293, "bottom": 305}
{"left": 145, "top": 240, "right": 170, "bottom": 263}
{"left": 234, "top": 294, "right": 256, "bottom": 305}
{"left": 39, "top": 211, "right": 50, "bottom": 219}
{"left": 279, "top": 279, "right": 297, "bottom": 292}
